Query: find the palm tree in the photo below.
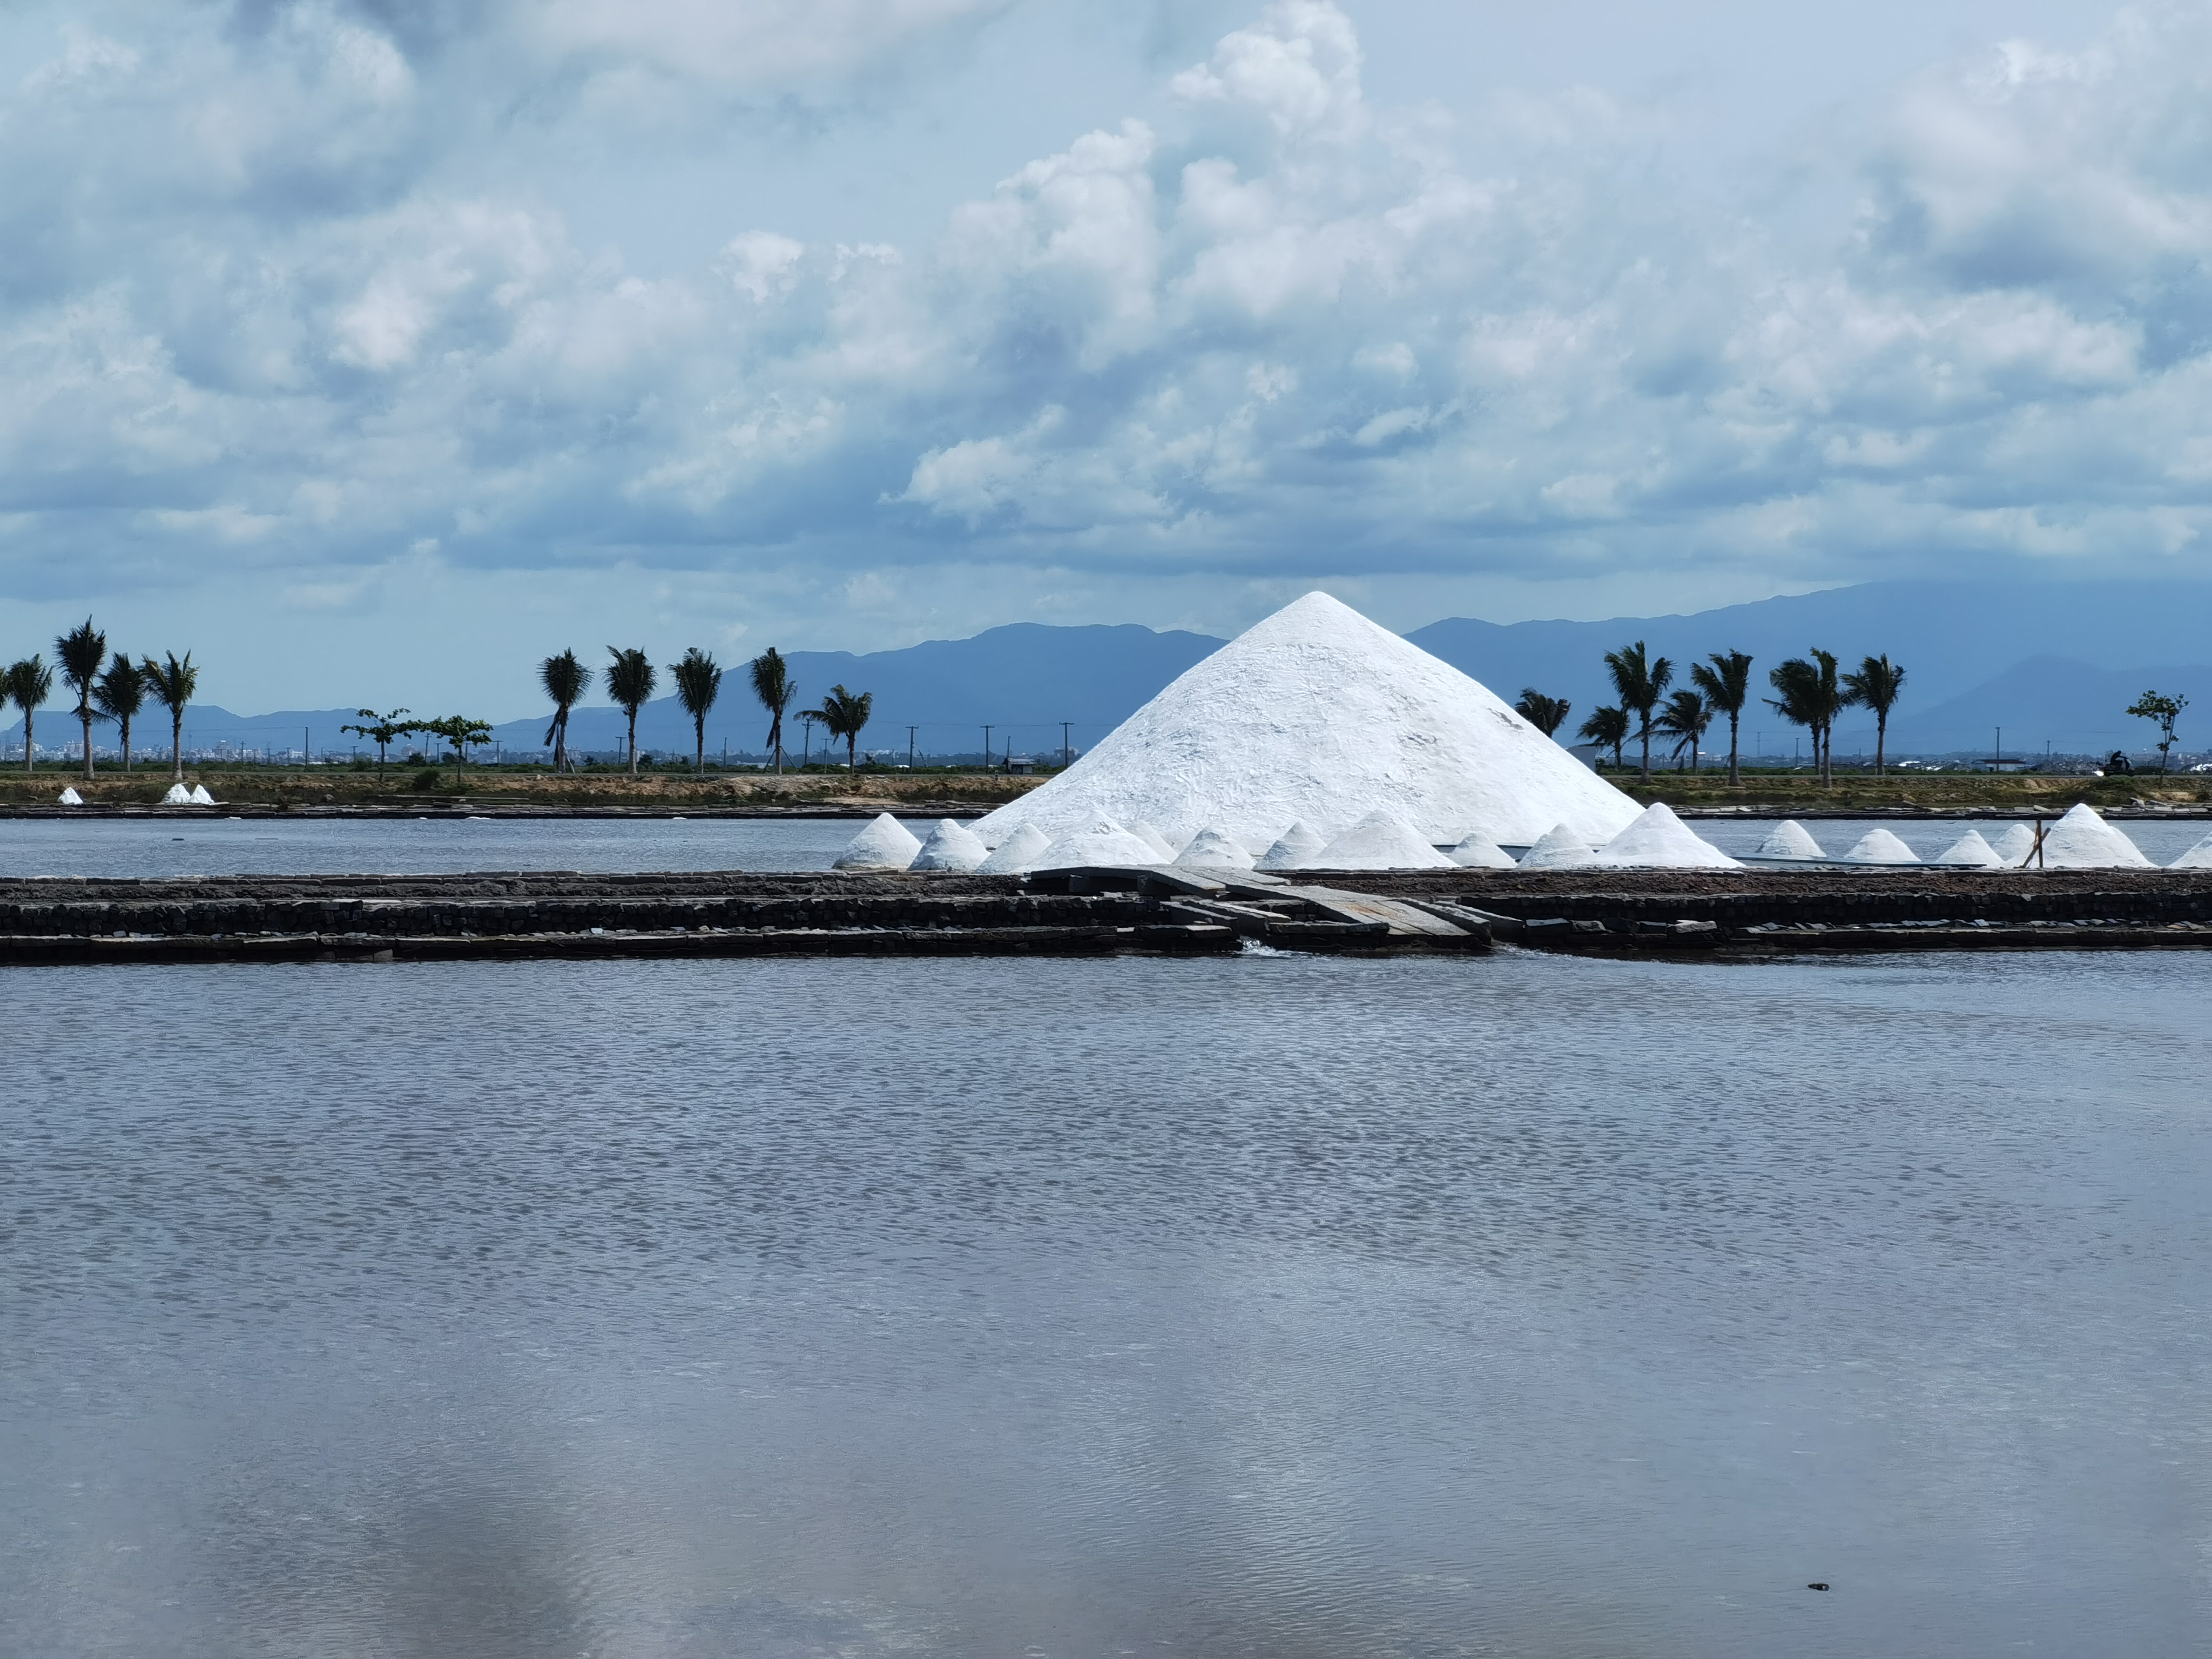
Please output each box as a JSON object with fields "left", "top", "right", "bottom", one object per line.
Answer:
{"left": 605, "top": 646, "right": 657, "bottom": 777}
{"left": 142, "top": 651, "right": 199, "bottom": 781}
{"left": 1689, "top": 650, "right": 1754, "bottom": 785}
{"left": 55, "top": 618, "right": 106, "bottom": 780}
{"left": 1603, "top": 640, "right": 1673, "bottom": 781}
{"left": 810, "top": 684, "right": 873, "bottom": 770}
{"left": 341, "top": 708, "right": 419, "bottom": 783}
{"left": 539, "top": 650, "right": 590, "bottom": 774}
{"left": 1842, "top": 654, "right": 1907, "bottom": 774}
{"left": 670, "top": 648, "right": 724, "bottom": 774}
{"left": 92, "top": 656, "right": 146, "bottom": 772}
{"left": 5, "top": 657, "right": 53, "bottom": 773}
{"left": 1653, "top": 689, "right": 1714, "bottom": 772}
{"left": 1577, "top": 704, "right": 1630, "bottom": 771}
{"left": 750, "top": 648, "right": 794, "bottom": 773}
{"left": 1514, "top": 689, "right": 1572, "bottom": 737}
{"left": 1766, "top": 650, "right": 1845, "bottom": 785}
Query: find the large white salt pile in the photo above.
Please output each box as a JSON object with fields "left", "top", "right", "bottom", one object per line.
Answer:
{"left": 1256, "top": 821, "right": 1329, "bottom": 872}
{"left": 976, "top": 823, "right": 1051, "bottom": 874}
{"left": 1308, "top": 810, "right": 1458, "bottom": 871}
{"left": 2168, "top": 831, "right": 2212, "bottom": 869}
{"left": 971, "top": 592, "right": 1641, "bottom": 850}
{"left": 1991, "top": 824, "right": 2038, "bottom": 865}
{"left": 1934, "top": 829, "right": 2005, "bottom": 868}
{"left": 2037, "top": 802, "right": 2154, "bottom": 869}
{"left": 1125, "top": 821, "right": 1178, "bottom": 860}
{"left": 1029, "top": 814, "right": 1169, "bottom": 871}
{"left": 57, "top": 787, "right": 83, "bottom": 806}
{"left": 833, "top": 812, "right": 922, "bottom": 872}
{"left": 1589, "top": 802, "right": 1742, "bottom": 869}
{"left": 1175, "top": 828, "right": 1256, "bottom": 870}
{"left": 188, "top": 784, "right": 217, "bottom": 805}
{"left": 910, "top": 819, "right": 989, "bottom": 873}
{"left": 160, "top": 783, "right": 192, "bottom": 805}
{"left": 1447, "top": 831, "right": 1516, "bottom": 870}
{"left": 1518, "top": 824, "right": 1600, "bottom": 869}
{"left": 1756, "top": 820, "right": 1825, "bottom": 860}
{"left": 1838, "top": 828, "right": 1919, "bottom": 865}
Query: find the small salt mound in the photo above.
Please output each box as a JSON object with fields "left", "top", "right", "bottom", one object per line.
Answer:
{"left": 976, "top": 822, "right": 1051, "bottom": 874}
{"left": 1756, "top": 820, "right": 1825, "bottom": 860}
{"left": 2168, "top": 831, "right": 2212, "bottom": 869}
{"left": 910, "top": 819, "right": 988, "bottom": 873}
{"left": 1518, "top": 823, "right": 1599, "bottom": 869}
{"left": 1175, "top": 827, "right": 1255, "bottom": 870}
{"left": 1029, "top": 814, "right": 1169, "bottom": 871}
{"left": 188, "top": 784, "right": 216, "bottom": 805}
{"left": 1934, "top": 829, "right": 2004, "bottom": 868}
{"left": 1990, "top": 824, "right": 2037, "bottom": 865}
{"left": 1309, "top": 810, "right": 1458, "bottom": 871}
{"left": 57, "top": 787, "right": 83, "bottom": 806}
{"left": 833, "top": 812, "right": 921, "bottom": 872}
{"left": 1589, "top": 802, "right": 1742, "bottom": 869}
{"left": 161, "top": 783, "right": 192, "bottom": 805}
{"left": 1447, "top": 831, "right": 1516, "bottom": 870}
{"left": 1124, "top": 820, "right": 1178, "bottom": 860}
{"left": 1256, "top": 821, "right": 1328, "bottom": 873}
{"left": 1837, "top": 828, "right": 1919, "bottom": 865}
{"left": 2038, "top": 802, "right": 2154, "bottom": 869}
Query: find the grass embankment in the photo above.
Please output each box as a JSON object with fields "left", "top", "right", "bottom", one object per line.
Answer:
{"left": 1622, "top": 770, "right": 2212, "bottom": 813}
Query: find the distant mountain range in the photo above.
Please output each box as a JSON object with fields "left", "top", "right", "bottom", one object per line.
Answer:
{"left": 4, "top": 579, "right": 2207, "bottom": 763}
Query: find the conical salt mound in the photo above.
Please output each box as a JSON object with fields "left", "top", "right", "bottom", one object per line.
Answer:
{"left": 1935, "top": 829, "right": 2004, "bottom": 868}
{"left": 188, "top": 784, "right": 216, "bottom": 805}
{"left": 57, "top": 787, "right": 83, "bottom": 806}
{"left": 1175, "top": 827, "right": 1255, "bottom": 870}
{"left": 910, "top": 819, "right": 988, "bottom": 873}
{"left": 1256, "top": 821, "right": 1329, "bottom": 872}
{"left": 2168, "top": 830, "right": 2212, "bottom": 869}
{"left": 1124, "top": 820, "right": 1178, "bottom": 860}
{"left": 1311, "top": 810, "right": 1458, "bottom": 871}
{"left": 160, "top": 783, "right": 192, "bottom": 805}
{"left": 2038, "top": 803, "right": 2153, "bottom": 869}
{"left": 1756, "top": 820, "right": 1825, "bottom": 860}
{"left": 1991, "top": 824, "right": 2038, "bottom": 865}
{"left": 976, "top": 822, "right": 1050, "bottom": 874}
{"left": 1448, "top": 831, "right": 1516, "bottom": 870}
{"left": 1838, "top": 827, "right": 1919, "bottom": 865}
{"left": 970, "top": 592, "right": 1641, "bottom": 849}
{"left": 1030, "top": 814, "right": 1168, "bottom": 871}
{"left": 1518, "top": 823, "right": 1599, "bottom": 869}
{"left": 833, "top": 812, "right": 921, "bottom": 872}
{"left": 1589, "top": 802, "right": 1741, "bottom": 869}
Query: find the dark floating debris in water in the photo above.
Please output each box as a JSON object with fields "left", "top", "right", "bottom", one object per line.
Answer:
{"left": 1807, "top": 1582, "right": 1830, "bottom": 1591}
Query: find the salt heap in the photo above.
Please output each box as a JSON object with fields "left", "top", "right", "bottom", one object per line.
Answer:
{"left": 1589, "top": 802, "right": 1741, "bottom": 869}
{"left": 1518, "top": 824, "right": 1599, "bottom": 869}
{"left": 833, "top": 812, "right": 921, "bottom": 872}
{"left": 57, "top": 787, "right": 83, "bottom": 806}
{"left": 1030, "top": 814, "right": 1168, "bottom": 871}
{"left": 1309, "top": 810, "right": 1457, "bottom": 871}
{"left": 188, "top": 784, "right": 217, "bottom": 805}
{"left": 1934, "top": 828, "right": 2005, "bottom": 868}
{"left": 1125, "top": 821, "right": 1178, "bottom": 860}
{"left": 970, "top": 592, "right": 1641, "bottom": 849}
{"left": 1256, "top": 821, "right": 1329, "bottom": 872}
{"left": 160, "top": 783, "right": 192, "bottom": 805}
{"left": 1755, "top": 821, "right": 1825, "bottom": 860}
{"left": 2037, "top": 802, "right": 2153, "bottom": 869}
{"left": 910, "top": 819, "right": 988, "bottom": 873}
{"left": 1990, "top": 824, "right": 2038, "bottom": 866}
{"left": 1447, "top": 831, "right": 1516, "bottom": 870}
{"left": 1838, "top": 828, "right": 1919, "bottom": 865}
{"left": 2168, "top": 831, "right": 2212, "bottom": 869}
{"left": 1175, "top": 828, "right": 1255, "bottom": 870}
{"left": 976, "top": 823, "right": 1051, "bottom": 874}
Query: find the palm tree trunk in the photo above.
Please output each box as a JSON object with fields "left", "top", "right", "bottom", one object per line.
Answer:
{"left": 23, "top": 710, "right": 32, "bottom": 772}
{"left": 172, "top": 711, "right": 184, "bottom": 781}
{"left": 695, "top": 717, "right": 705, "bottom": 775}
{"left": 627, "top": 711, "right": 638, "bottom": 777}
{"left": 847, "top": 733, "right": 857, "bottom": 771}
{"left": 122, "top": 719, "right": 131, "bottom": 772}
{"left": 1875, "top": 712, "right": 1886, "bottom": 775}
{"left": 79, "top": 710, "right": 93, "bottom": 780}
{"left": 1728, "top": 713, "right": 1740, "bottom": 785}
{"left": 1638, "top": 715, "right": 1651, "bottom": 781}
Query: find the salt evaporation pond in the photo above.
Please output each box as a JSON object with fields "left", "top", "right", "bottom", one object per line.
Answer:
{"left": 6, "top": 950, "right": 2211, "bottom": 1657}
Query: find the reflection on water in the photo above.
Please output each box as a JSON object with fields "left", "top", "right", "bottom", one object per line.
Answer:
{"left": 5, "top": 950, "right": 2211, "bottom": 1656}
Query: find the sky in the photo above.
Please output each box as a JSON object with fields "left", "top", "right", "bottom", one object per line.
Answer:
{"left": 1, "top": 0, "right": 2203, "bottom": 713}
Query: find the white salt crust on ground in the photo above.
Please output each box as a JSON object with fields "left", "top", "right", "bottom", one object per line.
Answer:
{"left": 972, "top": 592, "right": 1641, "bottom": 849}
{"left": 1256, "top": 821, "right": 1329, "bottom": 872}
{"left": 1991, "top": 824, "right": 2038, "bottom": 865}
{"left": 1589, "top": 802, "right": 1742, "bottom": 869}
{"left": 911, "top": 819, "right": 988, "bottom": 873}
{"left": 161, "top": 783, "right": 192, "bottom": 805}
{"left": 1030, "top": 815, "right": 1168, "bottom": 872}
{"left": 2038, "top": 803, "right": 2154, "bottom": 868}
{"left": 2169, "top": 831, "right": 2212, "bottom": 869}
{"left": 834, "top": 813, "right": 921, "bottom": 872}
{"left": 1448, "top": 832, "right": 1517, "bottom": 869}
{"left": 1756, "top": 821, "right": 1825, "bottom": 859}
{"left": 1936, "top": 829, "right": 2005, "bottom": 867}
{"left": 1518, "top": 824, "right": 1600, "bottom": 869}
{"left": 1125, "top": 821, "right": 1178, "bottom": 860}
{"left": 1307, "top": 811, "right": 1458, "bottom": 871}
{"left": 976, "top": 823, "right": 1050, "bottom": 874}
{"left": 1838, "top": 827, "right": 1920, "bottom": 865}
{"left": 1175, "top": 828, "right": 1256, "bottom": 870}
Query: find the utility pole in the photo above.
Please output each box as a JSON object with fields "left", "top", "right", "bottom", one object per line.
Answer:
{"left": 1061, "top": 721, "right": 1071, "bottom": 770}
{"left": 982, "top": 725, "right": 992, "bottom": 771}
{"left": 304, "top": 725, "right": 310, "bottom": 766}
{"left": 907, "top": 725, "right": 918, "bottom": 768}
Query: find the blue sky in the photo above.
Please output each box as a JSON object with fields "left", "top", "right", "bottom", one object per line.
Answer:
{"left": 0, "top": 0, "right": 2198, "bottom": 711}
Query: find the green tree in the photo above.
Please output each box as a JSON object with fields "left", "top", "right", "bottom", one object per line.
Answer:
{"left": 1688, "top": 650, "right": 1754, "bottom": 785}
{"left": 1841, "top": 655, "right": 1907, "bottom": 775}
{"left": 92, "top": 655, "right": 147, "bottom": 772}
{"left": 810, "top": 684, "right": 873, "bottom": 771}
{"left": 750, "top": 648, "right": 794, "bottom": 773}
{"left": 539, "top": 650, "right": 591, "bottom": 774}
{"left": 1603, "top": 640, "right": 1673, "bottom": 781}
{"left": 4, "top": 656, "right": 53, "bottom": 773}
{"left": 141, "top": 651, "right": 199, "bottom": 782}
{"left": 1766, "top": 650, "right": 1845, "bottom": 785}
{"left": 55, "top": 617, "right": 106, "bottom": 781}
{"left": 1514, "top": 688, "right": 1572, "bottom": 737}
{"left": 1577, "top": 704, "right": 1630, "bottom": 770}
{"left": 2125, "top": 690, "right": 2189, "bottom": 773}
{"left": 341, "top": 708, "right": 420, "bottom": 783}
{"left": 605, "top": 646, "right": 657, "bottom": 776}
{"left": 1653, "top": 689, "right": 1714, "bottom": 772}
{"left": 669, "top": 647, "right": 724, "bottom": 774}
{"left": 420, "top": 715, "right": 495, "bottom": 777}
